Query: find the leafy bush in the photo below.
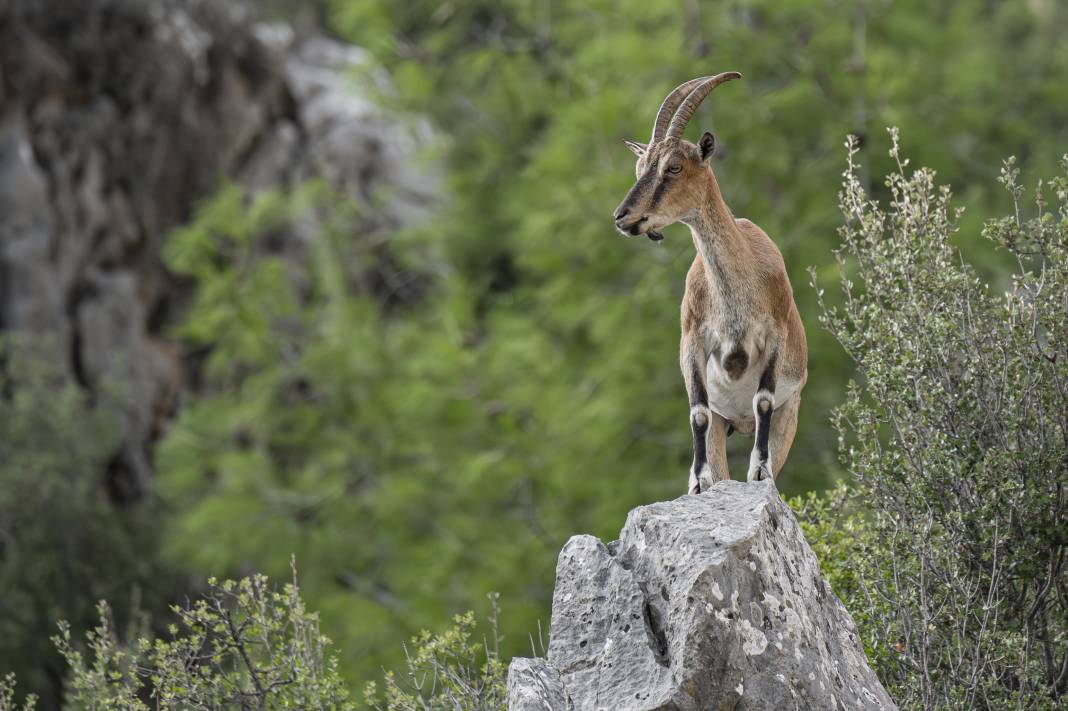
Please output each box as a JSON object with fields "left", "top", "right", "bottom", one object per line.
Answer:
{"left": 52, "top": 570, "right": 352, "bottom": 710}
{"left": 364, "top": 594, "right": 506, "bottom": 711}
{"left": 0, "top": 571, "right": 504, "bottom": 711}
{"left": 0, "top": 675, "right": 36, "bottom": 711}
{"left": 790, "top": 482, "right": 876, "bottom": 640}
{"left": 0, "top": 572, "right": 353, "bottom": 710}
{"left": 810, "top": 132, "right": 1068, "bottom": 708}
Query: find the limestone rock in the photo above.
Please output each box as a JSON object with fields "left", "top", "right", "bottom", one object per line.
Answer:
{"left": 509, "top": 481, "right": 897, "bottom": 710}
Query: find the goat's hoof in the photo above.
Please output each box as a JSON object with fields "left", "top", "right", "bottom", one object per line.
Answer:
{"left": 747, "top": 464, "right": 772, "bottom": 482}
{"left": 688, "top": 469, "right": 710, "bottom": 494}
{"left": 690, "top": 466, "right": 716, "bottom": 494}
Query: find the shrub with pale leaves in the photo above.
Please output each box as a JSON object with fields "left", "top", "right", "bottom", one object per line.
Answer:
{"left": 810, "top": 131, "right": 1068, "bottom": 709}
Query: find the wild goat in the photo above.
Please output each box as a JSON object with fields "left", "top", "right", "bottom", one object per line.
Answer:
{"left": 613, "top": 72, "right": 807, "bottom": 494}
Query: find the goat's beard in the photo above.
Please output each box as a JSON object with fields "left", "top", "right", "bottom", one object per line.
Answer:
{"left": 615, "top": 225, "right": 665, "bottom": 242}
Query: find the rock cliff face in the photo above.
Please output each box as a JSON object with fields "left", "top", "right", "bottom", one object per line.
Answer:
{"left": 508, "top": 481, "right": 897, "bottom": 710}
{"left": 0, "top": 0, "right": 435, "bottom": 500}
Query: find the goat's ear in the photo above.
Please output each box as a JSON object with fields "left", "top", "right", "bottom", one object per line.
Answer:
{"left": 699, "top": 132, "right": 716, "bottom": 162}
{"left": 623, "top": 139, "right": 648, "bottom": 157}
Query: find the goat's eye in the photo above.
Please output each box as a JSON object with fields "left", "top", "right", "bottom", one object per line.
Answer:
{"left": 667, "top": 164, "right": 683, "bottom": 175}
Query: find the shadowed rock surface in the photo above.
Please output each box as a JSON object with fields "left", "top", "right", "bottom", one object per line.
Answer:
{"left": 0, "top": 0, "right": 435, "bottom": 501}
{"left": 508, "top": 480, "right": 896, "bottom": 710}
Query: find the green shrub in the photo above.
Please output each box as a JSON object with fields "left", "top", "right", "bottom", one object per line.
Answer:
{"left": 0, "top": 572, "right": 504, "bottom": 711}
{"left": 53, "top": 571, "right": 352, "bottom": 710}
{"left": 364, "top": 594, "right": 507, "bottom": 711}
{"left": 810, "top": 131, "right": 1068, "bottom": 708}
{"left": 790, "top": 483, "right": 875, "bottom": 638}
{"left": 0, "top": 675, "right": 36, "bottom": 711}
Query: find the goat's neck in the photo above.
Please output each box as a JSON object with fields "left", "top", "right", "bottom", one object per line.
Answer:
{"left": 683, "top": 177, "right": 753, "bottom": 298}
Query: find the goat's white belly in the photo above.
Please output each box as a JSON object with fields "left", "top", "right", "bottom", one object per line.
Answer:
{"left": 705, "top": 354, "right": 761, "bottom": 433}
{"left": 704, "top": 354, "right": 802, "bottom": 435}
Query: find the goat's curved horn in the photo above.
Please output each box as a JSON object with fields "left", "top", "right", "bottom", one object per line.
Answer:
{"left": 651, "top": 76, "right": 710, "bottom": 144}
{"left": 665, "top": 71, "right": 742, "bottom": 140}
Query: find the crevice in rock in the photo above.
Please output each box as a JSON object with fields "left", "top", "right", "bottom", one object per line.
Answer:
{"left": 641, "top": 596, "right": 670, "bottom": 668}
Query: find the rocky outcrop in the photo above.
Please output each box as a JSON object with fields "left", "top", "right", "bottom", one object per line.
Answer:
{"left": 0, "top": 0, "right": 435, "bottom": 500}
{"left": 508, "top": 481, "right": 896, "bottom": 710}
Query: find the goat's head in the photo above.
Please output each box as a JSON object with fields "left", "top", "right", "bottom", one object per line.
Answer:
{"left": 613, "top": 71, "right": 741, "bottom": 242}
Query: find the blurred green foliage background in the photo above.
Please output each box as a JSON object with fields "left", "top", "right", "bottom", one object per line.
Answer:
{"left": 267, "top": 0, "right": 1064, "bottom": 684}
{"left": 3, "top": 0, "right": 1068, "bottom": 703}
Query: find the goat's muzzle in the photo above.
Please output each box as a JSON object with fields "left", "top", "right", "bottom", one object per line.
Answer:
{"left": 614, "top": 208, "right": 664, "bottom": 242}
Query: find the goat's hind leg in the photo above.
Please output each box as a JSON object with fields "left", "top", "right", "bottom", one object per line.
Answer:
{"left": 683, "top": 340, "right": 728, "bottom": 494}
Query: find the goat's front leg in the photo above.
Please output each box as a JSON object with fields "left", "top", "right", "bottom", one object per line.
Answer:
{"left": 747, "top": 388, "right": 775, "bottom": 482}
{"left": 682, "top": 339, "right": 728, "bottom": 494}
{"left": 748, "top": 357, "right": 777, "bottom": 482}
{"left": 747, "top": 368, "right": 799, "bottom": 481}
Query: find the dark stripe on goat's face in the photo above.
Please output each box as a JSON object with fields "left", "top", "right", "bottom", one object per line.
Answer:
{"left": 622, "top": 160, "right": 660, "bottom": 212}
{"left": 620, "top": 176, "right": 652, "bottom": 214}
{"left": 647, "top": 177, "right": 668, "bottom": 212}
